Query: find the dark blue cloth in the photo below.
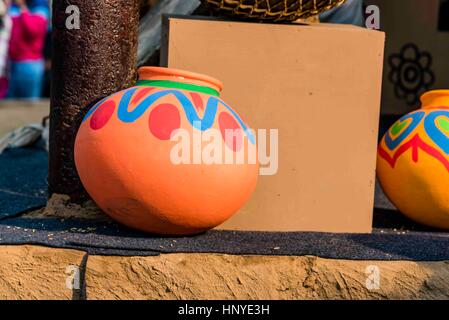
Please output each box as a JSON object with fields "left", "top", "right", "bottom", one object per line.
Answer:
{"left": 0, "top": 147, "right": 47, "bottom": 218}
{"left": 0, "top": 215, "right": 448, "bottom": 260}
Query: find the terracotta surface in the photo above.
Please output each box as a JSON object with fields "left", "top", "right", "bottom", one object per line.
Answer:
{"left": 75, "top": 67, "right": 258, "bottom": 235}
{"left": 378, "top": 91, "right": 449, "bottom": 229}
{"left": 162, "top": 17, "right": 385, "bottom": 233}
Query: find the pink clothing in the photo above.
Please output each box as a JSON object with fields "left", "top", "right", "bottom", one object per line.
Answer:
{"left": 9, "top": 10, "right": 47, "bottom": 62}
{"left": 0, "top": 77, "right": 7, "bottom": 98}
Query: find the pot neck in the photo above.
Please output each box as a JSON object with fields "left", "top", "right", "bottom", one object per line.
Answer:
{"left": 136, "top": 67, "right": 223, "bottom": 97}
{"left": 421, "top": 90, "right": 449, "bottom": 109}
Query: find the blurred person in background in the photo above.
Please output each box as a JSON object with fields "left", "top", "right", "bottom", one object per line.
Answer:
{"left": 42, "top": 0, "right": 51, "bottom": 98}
{"left": 0, "top": 0, "right": 11, "bottom": 99}
{"left": 7, "top": 0, "right": 49, "bottom": 100}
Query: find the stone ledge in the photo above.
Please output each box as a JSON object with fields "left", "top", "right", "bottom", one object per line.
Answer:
{"left": 0, "top": 245, "right": 86, "bottom": 300}
{"left": 1, "top": 245, "right": 449, "bottom": 300}
{"left": 85, "top": 254, "right": 449, "bottom": 300}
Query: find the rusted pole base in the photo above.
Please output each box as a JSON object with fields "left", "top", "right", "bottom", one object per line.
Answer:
{"left": 49, "top": 0, "right": 139, "bottom": 202}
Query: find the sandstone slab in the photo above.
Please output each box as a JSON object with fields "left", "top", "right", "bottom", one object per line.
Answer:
{"left": 1, "top": 245, "right": 449, "bottom": 300}
{"left": 0, "top": 245, "right": 86, "bottom": 300}
{"left": 85, "top": 253, "right": 449, "bottom": 300}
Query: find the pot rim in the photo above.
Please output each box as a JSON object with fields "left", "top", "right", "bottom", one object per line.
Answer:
{"left": 138, "top": 67, "right": 223, "bottom": 93}
{"left": 421, "top": 89, "right": 449, "bottom": 108}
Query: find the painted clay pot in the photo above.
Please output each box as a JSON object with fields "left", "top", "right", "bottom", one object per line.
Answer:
{"left": 377, "top": 90, "right": 449, "bottom": 229}
{"left": 75, "top": 67, "right": 258, "bottom": 235}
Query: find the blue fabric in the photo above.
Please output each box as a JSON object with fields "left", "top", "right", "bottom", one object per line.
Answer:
{"left": 9, "top": 2, "right": 51, "bottom": 31}
{"left": 7, "top": 60, "right": 44, "bottom": 100}
{"left": 319, "top": 0, "right": 365, "bottom": 27}
{"left": 9, "top": 2, "right": 50, "bottom": 19}
{"left": 7, "top": 5, "right": 20, "bottom": 17}
{"left": 0, "top": 147, "right": 47, "bottom": 219}
{"left": 32, "top": 0, "right": 49, "bottom": 8}
{"left": 33, "top": 6, "right": 50, "bottom": 19}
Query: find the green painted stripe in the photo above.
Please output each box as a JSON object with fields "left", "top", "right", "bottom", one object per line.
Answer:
{"left": 391, "top": 120, "right": 408, "bottom": 136}
{"left": 136, "top": 80, "right": 220, "bottom": 97}
{"left": 438, "top": 118, "right": 449, "bottom": 131}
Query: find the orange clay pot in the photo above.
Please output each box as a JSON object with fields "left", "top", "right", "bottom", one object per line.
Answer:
{"left": 74, "top": 67, "right": 258, "bottom": 235}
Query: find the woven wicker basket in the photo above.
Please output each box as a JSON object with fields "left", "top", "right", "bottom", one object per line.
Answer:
{"left": 204, "top": 0, "right": 347, "bottom": 21}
